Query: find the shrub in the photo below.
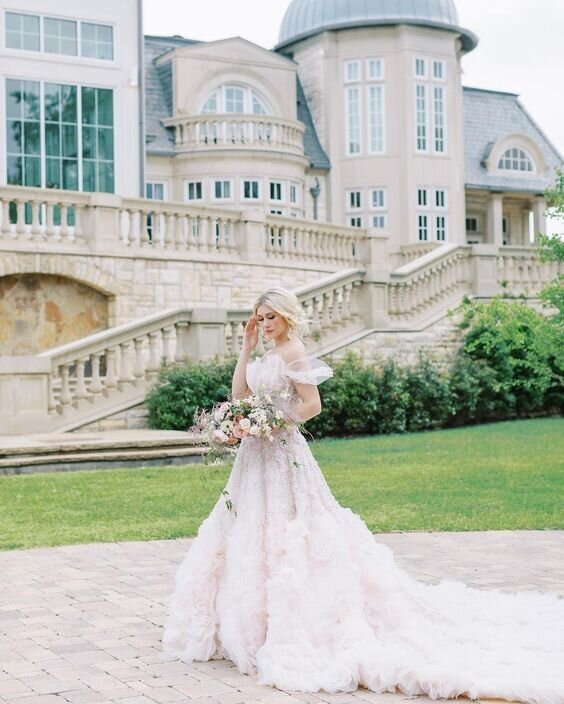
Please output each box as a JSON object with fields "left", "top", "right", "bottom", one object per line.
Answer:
{"left": 372, "top": 359, "right": 409, "bottom": 434}
{"left": 146, "top": 357, "right": 236, "bottom": 431}
{"left": 404, "top": 355, "right": 452, "bottom": 431}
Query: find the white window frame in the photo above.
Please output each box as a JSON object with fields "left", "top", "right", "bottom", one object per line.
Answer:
{"left": 186, "top": 180, "right": 203, "bottom": 202}
{"left": 414, "top": 57, "right": 427, "bottom": 78}
{"left": 348, "top": 215, "right": 363, "bottom": 228}
{"left": 5, "top": 11, "right": 41, "bottom": 52}
{"left": 366, "top": 57, "right": 385, "bottom": 80}
{"left": 418, "top": 214, "right": 429, "bottom": 241}
{"left": 344, "top": 60, "right": 361, "bottom": 83}
{"left": 367, "top": 83, "right": 385, "bottom": 154}
{"left": 371, "top": 214, "right": 388, "bottom": 229}
{"left": 201, "top": 84, "right": 270, "bottom": 115}
{"left": 433, "top": 85, "right": 447, "bottom": 154}
{"left": 242, "top": 178, "right": 261, "bottom": 201}
{"left": 212, "top": 179, "right": 233, "bottom": 201}
{"left": 346, "top": 190, "right": 362, "bottom": 210}
{"left": 432, "top": 59, "right": 446, "bottom": 81}
{"left": 369, "top": 188, "right": 387, "bottom": 210}
{"left": 146, "top": 181, "right": 167, "bottom": 200}
{"left": 289, "top": 183, "right": 299, "bottom": 205}
{"left": 435, "top": 188, "right": 447, "bottom": 209}
{"left": 415, "top": 83, "right": 428, "bottom": 152}
{"left": 466, "top": 215, "right": 483, "bottom": 234}
{"left": 269, "top": 180, "right": 284, "bottom": 202}
{"left": 435, "top": 214, "right": 447, "bottom": 242}
{"left": 417, "top": 186, "right": 449, "bottom": 241}
{"left": 345, "top": 85, "right": 362, "bottom": 156}
{"left": 270, "top": 208, "right": 284, "bottom": 216}
{"left": 497, "top": 147, "right": 536, "bottom": 174}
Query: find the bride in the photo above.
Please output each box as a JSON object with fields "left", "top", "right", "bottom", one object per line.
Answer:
{"left": 162, "top": 287, "right": 564, "bottom": 703}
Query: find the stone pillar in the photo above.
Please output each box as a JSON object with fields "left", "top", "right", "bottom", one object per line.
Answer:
{"left": 471, "top": 244, "right": 500, "bottom": 298}
{"left": 359, "top": 229, "right": 391, "bottom": 276}
{"left": 82, "top": 193, "right": 123, "bottom": 251}
{"left": 533, "top": 195, "right": 547, "bottom": 240}
{"left": 487, "top": 193, "right": 504, "bottom": 246}
{"left": 0, "top": 357, "right": 51, "bottom": 435}
{"left": 357, "top": 230, "right": 392, "bottom": 328}
{"left": 238, "top": 209, "right": 267, "bottom": 263}
{"left": 184, "top": 309, "right": 228, "bottom": 360}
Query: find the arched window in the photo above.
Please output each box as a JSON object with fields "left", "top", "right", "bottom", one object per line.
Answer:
{"left": 498, "top": 147, "right": 534, "bottom": 173}
{"left": 201, "top": 84, "right": 269, "bottom": 115}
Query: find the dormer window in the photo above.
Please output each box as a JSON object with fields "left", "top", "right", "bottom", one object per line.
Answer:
{"left": 498, "top": 147, "right": 534, "bottom": 173}
{"left": 201, "top": 84, "right": 270, "bottom": 115}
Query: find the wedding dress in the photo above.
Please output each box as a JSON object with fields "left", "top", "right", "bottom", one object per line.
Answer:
{"left": 162, "top": 352, "right": 564, "bottom": 703}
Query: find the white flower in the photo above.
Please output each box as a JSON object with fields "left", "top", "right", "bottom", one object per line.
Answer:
{"left": 275, "top": 410, "right": 285, "bottom": 420}
{"left": 220, "top": 420, "right": 234, "bottom": 432}
{"left": 213, "top": 429, "right": 229, "bottom": 443}
{"left": 249, "top": 425, "right": 260, "bottom": 436}
{"left": 239, "top": 418, "right": 251, "bottom": 431}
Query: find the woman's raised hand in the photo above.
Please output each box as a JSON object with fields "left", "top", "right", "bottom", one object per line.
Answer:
{"left": 242, "top": 315, "right": 259, "bottom": 352}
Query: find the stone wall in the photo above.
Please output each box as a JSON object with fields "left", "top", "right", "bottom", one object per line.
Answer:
{"left": 340, "top": 314, "right": 465, "bottom": 370}
{"left": 0, "top": 251, "right": 336, "bottom": 330}
{"left": 0, "top": 274, "right": 108, "bottom": 355}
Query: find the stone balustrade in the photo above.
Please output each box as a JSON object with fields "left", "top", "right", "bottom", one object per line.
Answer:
{"left": 265, "top": 216, "right": 363, "bottom": 267}
{"left": 0, "top": 185, "right": 368, "bottom": 271}
{"left": 388, "top": 245, "right": 472, "bottom": 322}
{"left": 164, "top": 114, "right": 306, "bottom": 156}
{"left": 497, "top": 247, "right": 562, "bottom": 295}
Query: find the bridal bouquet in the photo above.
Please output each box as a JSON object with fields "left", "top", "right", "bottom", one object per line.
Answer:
{"left": 191, "top": 388, "right": 294, "bottom": 465}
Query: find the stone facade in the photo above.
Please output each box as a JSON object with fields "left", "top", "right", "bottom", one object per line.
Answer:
{"left": 0, "top": 273, "right": 108, "bottom": 354}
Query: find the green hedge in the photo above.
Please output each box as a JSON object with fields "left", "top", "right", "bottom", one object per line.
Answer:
{"left": 146, "top": 297, "right": 563, "bottom": 436}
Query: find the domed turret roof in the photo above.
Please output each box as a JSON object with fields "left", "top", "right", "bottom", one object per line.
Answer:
{"left": 277, "top": 0, "right": 478, "bottom": 52}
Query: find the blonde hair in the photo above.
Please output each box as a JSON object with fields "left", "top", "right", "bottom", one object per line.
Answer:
{"left": 253, "top": 287, "right": 309, "bottom": 340}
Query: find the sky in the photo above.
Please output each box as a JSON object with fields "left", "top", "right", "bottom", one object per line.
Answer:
{"left": 143, "top": 0, "right": 564, "bottom": 157}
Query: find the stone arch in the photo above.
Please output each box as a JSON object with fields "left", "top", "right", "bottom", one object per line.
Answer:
{"left": 0, "top": 254, "right": 131, "bottom": 354}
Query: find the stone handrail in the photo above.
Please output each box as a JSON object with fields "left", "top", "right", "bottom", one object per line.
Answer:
{"left": 265, "top": 215, "right": 365, "bottom": 267}
{"left": 164, "top": 113, "right": 306, "bottom": 156}
{"left": 388, "top": 244, "right": 472, "bottom": 321}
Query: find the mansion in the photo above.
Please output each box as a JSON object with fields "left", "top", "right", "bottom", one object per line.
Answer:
{"left": 0, "top": 0, "right": 562, "bottom": 435}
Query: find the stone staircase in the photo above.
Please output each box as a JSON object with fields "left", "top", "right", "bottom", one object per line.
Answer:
{"left": 0, "top": 430, "right": 204, "bottom": 474}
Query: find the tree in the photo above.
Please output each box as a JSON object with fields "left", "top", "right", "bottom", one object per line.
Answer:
{"left": 537, "top": 170, "right": 564, "bottom": 326}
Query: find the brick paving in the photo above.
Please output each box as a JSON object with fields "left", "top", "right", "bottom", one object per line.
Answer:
{"left": 1, "top": 531, "right": 563, "bottom": 704}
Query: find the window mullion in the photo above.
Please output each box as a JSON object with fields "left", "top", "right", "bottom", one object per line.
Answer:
{"left": 77, "top": 84, "right": 83, "bottom": 192}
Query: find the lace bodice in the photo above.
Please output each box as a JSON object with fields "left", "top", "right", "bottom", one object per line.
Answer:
{"left": 246, "top": 351, "right": 333, "bottom": 394}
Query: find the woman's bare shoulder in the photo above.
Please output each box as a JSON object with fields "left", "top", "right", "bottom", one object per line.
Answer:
{"left": 278, "top": 339, "right": 307, "bottom": 365}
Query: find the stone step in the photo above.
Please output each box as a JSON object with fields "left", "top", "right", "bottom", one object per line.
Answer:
{"left": 0, "top": 430, "right": 206, "bottom": 474}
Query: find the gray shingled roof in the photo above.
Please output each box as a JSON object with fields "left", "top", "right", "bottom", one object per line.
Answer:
{"left": 145, "top": 35, "right": 199, "bottom": 156}
{"left": 297, "top": 78, "right": 331, "bottom": 170}
{"left": 143, "top": 35, "right": 329, "bottom": 168}
{"left": 463, "top": 87, "right": 563, "bottom": 193}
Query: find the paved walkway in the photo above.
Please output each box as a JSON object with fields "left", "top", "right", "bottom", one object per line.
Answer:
{"left": 1, "top": 531, "right": 563, "bottom": 704}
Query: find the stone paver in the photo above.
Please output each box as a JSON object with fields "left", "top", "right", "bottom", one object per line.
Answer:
{"left": 1, "top": 531, "right": 563, "bottom": 704}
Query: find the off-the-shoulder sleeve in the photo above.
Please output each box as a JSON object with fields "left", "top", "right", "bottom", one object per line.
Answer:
{"left": 283, "top": 356, "right": 333, "bottom": 386}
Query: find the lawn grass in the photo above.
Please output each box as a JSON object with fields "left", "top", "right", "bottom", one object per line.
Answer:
{"left": 1, "top": 418, "right": 562, "bottom": 551}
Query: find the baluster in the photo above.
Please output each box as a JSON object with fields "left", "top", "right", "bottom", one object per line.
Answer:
{"left": 118, "top": 342, "right": 134, "bottom": 384}
{"left": 174, "top": 322, "right": 189, "bottom": 363}
{"left": 60, "top": 204, "right": 70, "bottom": 241}
{"left": 333, "top": 287, "right": 344, "bottom": 326}
{"left": 164, "top": 213, "right": 175, "bottom": 249}
{"left": 90, "top": 353, "right": 104, "bottom": 396}
{"left": 131, "top": 337, "right": 145, "bottom": 380}
{"left": 162, "top": 327, "right": 174, "bottom": 365}
{"left": 45, "top": 203, "right": 55, "bottom": 239}
{"left": 342, "top": 284, "right": 352, "bottom": 321}
{"left": 74, "top": 359, "right": 89, "bottom": 401}
{"left": 73, "top": 204, "right": 83, "bottom": 242}
{"left": 47, "top": 372, "right": 57, "bottom": 413}
{"left": 140, "top": 210, "right": 151, "bottom": 247}
{"left": 16, "top": 200, "right": 26, "bottom": 237}
{"left": 105, "top": 348, "right": 118, "bottom": 389}
{"left": 31, "top": 200, "right": 42, "bottom": 241}
{"left": 59, "top": 365, "right": 73, "bottom": 409}
{"left": 1, "top": 200, "right": 10, "bottom": 238}
{"left": 146, "top": 332, "right": 161, "bottom": 379}
{"left": 176, "top": 214, "right": 186, "bottom": 250}
{"left": 281, "top": 227, "right": 290, "bottom": 258}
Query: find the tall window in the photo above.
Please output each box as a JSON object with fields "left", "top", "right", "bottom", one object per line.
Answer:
{"left": 45, "top": 83, "right": 78, "bottom": 190}
{"left": 370, "top": 188, "right": 388, "bottom": 229}
{"left": 6, "top": 79, "right": 41, "bottom": 187}
{"left": 5, "top": 12, "right": 40, "bottom": 51}
{"left": 417, "top": 187, "right": 448, "bottom": 241}
{"left": 6, "top": 78, "right": 114, "bottom": 192}
{"left": 346, "top": 86, "right": 361, "bottom": 155}
{"left": 202, "top": 84, "right": 270, "bottom": 115}
{"left": 82, "top": 87, "right": 114, "bottom": 192}
{"left": 415, "top": 55, "right": 447, "bottom": 153}
{"left": 270, "top": 181, "right": 283, "bottom": 201}
{"left": 368, "top": 84, "right": 384, "bottom": 153}
{"left": 498, "top": 148, "right": 534, "bottom": 172}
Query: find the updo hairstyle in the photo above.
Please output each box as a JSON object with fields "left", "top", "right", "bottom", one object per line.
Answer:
{"left": 253, "top": 287, "right": 309, "bottom": 340}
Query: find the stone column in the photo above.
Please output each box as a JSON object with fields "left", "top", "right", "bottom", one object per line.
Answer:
{"left": 82, "top": 193, "right": 123, "bottom": 251}
{"left": 184, "top": 309, "right": 228, "bottom": 359}
{"left": 359, "top": 229, "right": 391, "bottom": 327}
{"left": 238, "top": 209, "right": 267, "bottom": 263}
{"left": 533, "top": 195, "right": 547, "bottom": 240}
{"left": 471, "top": 244, "right": 500, "bottom": 298}
{"left": 486, "top": 193, "right": 504, "bottom": 246}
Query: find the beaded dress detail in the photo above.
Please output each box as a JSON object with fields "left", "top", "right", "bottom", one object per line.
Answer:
{"left": 162, "top": 352, "right": 564, "bottom": 703}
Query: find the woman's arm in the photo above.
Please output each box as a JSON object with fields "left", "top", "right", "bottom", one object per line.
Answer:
{"left": 231, "top": 316, "right": 258, "bottom": 399}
